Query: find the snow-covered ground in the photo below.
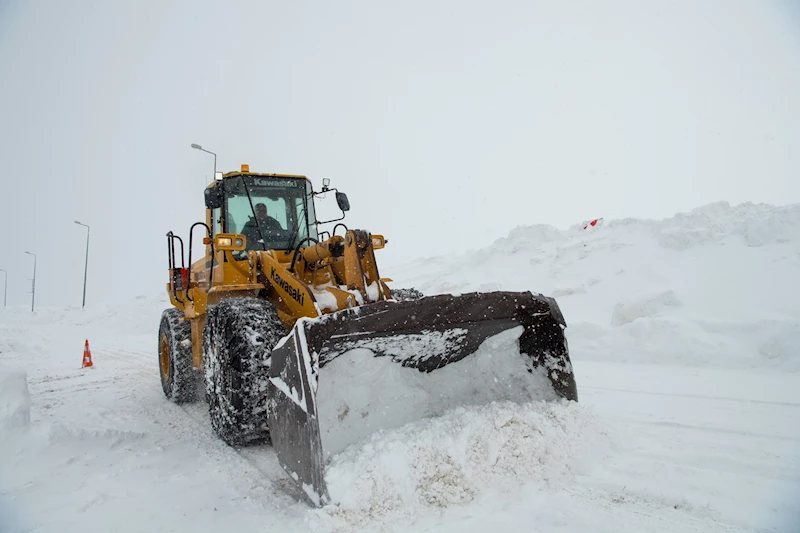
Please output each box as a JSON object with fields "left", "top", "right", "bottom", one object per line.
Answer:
{"left": 2, "top": 201, "right": 799, "bottom": 532}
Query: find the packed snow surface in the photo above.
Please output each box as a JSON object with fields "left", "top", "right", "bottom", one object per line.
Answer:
{"left": 1, "top": 201, "right": 799, "bottom": 532}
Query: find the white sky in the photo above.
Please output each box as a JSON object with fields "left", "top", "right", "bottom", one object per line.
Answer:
{"left": 0, "top": 0, "right": 798, "bottom": 307}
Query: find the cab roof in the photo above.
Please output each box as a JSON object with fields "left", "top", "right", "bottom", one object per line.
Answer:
{"left": 221, "top": 171, "right": 309, "bottom": 180}
{"left": 205, "top": 167, "right": 310, "bottom": 189}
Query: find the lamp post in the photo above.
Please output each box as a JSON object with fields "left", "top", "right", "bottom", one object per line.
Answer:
{"left": 74, "top": 221, "right": 90, "bottom": 309}
{"left": 0, "top": 268, "right": 6, "bottom": 307}
{"left": 24, "top": 251, "right": 36, "bottom": 312}
{"left": 191, "top": 143, "right": 217, "bottom": 176}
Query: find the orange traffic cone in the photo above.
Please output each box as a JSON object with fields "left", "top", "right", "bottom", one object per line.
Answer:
{"left": 82, "top": 339, "right": 94, "bottom": 368}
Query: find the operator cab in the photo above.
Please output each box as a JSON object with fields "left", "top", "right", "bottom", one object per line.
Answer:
{"left": 205, "top": 170, "right": 318, "bottom": 252}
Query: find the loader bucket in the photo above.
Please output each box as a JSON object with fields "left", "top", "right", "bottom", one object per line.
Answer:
{"left": 265, "top": 290, "right": 578, "bottom": 506}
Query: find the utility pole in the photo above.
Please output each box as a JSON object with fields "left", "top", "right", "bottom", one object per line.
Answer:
{"left": 24, "top": 251, "right": 36, "bottom": 312}
{"left": 74, "top": 221, "right": 90, "bottom": 308}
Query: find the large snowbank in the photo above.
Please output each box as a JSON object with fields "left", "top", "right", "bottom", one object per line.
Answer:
{"left": 388, "top": 201, "right": 800, "bottom": 371}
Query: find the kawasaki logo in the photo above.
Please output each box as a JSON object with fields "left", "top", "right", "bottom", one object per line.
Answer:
{"left": 253, "top": 178, "right": 299, "bottom": 188}
{"left": 271, "top": 267, "right": 305, "bottom": 306}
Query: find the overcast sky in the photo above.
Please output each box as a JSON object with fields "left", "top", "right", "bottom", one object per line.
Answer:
{"left": 0, "top": 0, "right": 798, "bottom": 308}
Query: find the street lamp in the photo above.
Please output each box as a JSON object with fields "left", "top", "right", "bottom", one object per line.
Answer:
{"left": 191, "top": 143, "right": 217, "bottom": 175}
{"left": 0, "top": 268, "right": 6, "bottom": 307}
{"left": 24, "top": 251, "right": 36, "bottom": 312}
{"left": 74, "top": 221, "right": 90, "bottom": 309}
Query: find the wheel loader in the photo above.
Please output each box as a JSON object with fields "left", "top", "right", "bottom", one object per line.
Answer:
{"left": 159, "top": 164, "right": 578, "bottom": 506}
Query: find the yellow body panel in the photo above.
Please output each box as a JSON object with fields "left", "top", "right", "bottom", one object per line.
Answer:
{"left": 168, "top": 170, "right": 390, "bottom": 371}
{"left": 257, "top": 252, "right": 320, "bottom": 326}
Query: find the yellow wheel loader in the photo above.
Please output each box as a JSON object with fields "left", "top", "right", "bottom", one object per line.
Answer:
{"left": 159, "top": 165, "right": 578, "bottom": 506}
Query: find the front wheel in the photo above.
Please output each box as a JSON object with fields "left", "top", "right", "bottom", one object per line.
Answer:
{"left": 203, "top": 298, "right": 287, "bottom": 446}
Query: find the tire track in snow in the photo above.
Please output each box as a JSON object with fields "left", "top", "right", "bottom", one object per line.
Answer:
{"left": 582, "top": 385, "right": 800, "bottom": 408}
{"left": 90, "top": 342, "right": 308, "bottom": 506}
{"left": 560, "top": 486, "right": 754, "bottom": 533}
{"left": 636, "top": 420, "right": 800, "bottom": 443}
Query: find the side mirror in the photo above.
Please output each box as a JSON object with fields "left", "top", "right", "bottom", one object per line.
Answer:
{"left": 205, "top": 185, "right": 223, "bottom": 209}
{"left": 336, "top": 192, "right": 350, "bottom": 212}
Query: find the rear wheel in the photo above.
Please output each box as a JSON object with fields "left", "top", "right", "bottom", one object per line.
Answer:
{"left": 158, "top": 308, "right": 200, "bottom": 403}
{"left": 203, "top": 297, "right": 287, "bottom": 446}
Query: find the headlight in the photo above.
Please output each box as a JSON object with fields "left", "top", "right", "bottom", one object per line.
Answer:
{"left": 215, "top": 234, "right": 247, "bottom": 251}
{"left": 371, "top": 235, "right": 387, "bottom": 249}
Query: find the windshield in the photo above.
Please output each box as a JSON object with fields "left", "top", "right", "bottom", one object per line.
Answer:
{"left": 224, "top": 176, "right": 316, "bottom": 251}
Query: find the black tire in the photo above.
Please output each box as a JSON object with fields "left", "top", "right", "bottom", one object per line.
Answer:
{"left": 203, "top": 297, "right": 287, "bottom": 446}
{"left": 159, "top": 308, "right": 200, "bottom": 404}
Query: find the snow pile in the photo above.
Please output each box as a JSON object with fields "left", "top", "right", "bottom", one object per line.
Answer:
{"left": 388, "top": 201, "right": 800, "bottom": 371}
{"left": 314, "top": 399, "right": 612, "bottom": 530}
{"left": 75, "top": 293, "right": 172, "bottom": 337}
{"left": 0, "top": 365, "right": 31, "bottom": 433}
{"left": 637, "top": 201, "right": 800, "bottom": 250}
{"left": 0, "top": 292, "right": 169, "bottom": 354}
{"left": 610, "top": 290, "right": 682, "bottom": 327}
